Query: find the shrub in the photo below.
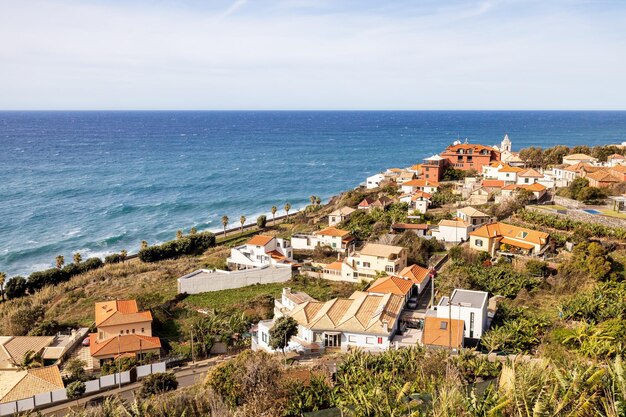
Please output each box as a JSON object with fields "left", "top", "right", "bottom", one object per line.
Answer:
{"left": 256, "top": 215, "right": 267, "bottom": 229}
{"left": 105, "top": 253, "right": 123, "bottom": 264}
{"left": 5, "top": 276, "right": 28, "bottom": 299}
{"left": 66, "top": 380, "right": 86, "bottom": 400}
{"left": 139, "top": 372, "right": 178, "bottom": 397}
{"left": 138, "top": 231, "right": 216, "bottom": 262}
{"left": 525, "top": 260, "right": 548, "bottom": 276}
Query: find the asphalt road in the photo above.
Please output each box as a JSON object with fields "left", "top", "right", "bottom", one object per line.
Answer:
{"left": 41, "top": 362, "right": 216, "bottom": 417}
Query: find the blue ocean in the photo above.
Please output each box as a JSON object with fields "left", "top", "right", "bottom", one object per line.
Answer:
{"left": 1, "top": 111, "right": 626, "bottom": 276}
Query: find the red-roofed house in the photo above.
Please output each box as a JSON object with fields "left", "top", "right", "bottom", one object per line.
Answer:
{"left": 400, "top": 179, "right": 439, "bottom": 194}
{"left": 227, "top": 235, "right": 293, "bottom": 269}
{"left": 441, "top": 143, "right": 500, "bottom": 173}
{"left": 90, "top": 300, "right": 161, "bottom": 370}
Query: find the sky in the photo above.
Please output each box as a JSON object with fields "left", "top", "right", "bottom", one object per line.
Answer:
{"left": 0, "top": 0, "right": 625, "bottom": 110}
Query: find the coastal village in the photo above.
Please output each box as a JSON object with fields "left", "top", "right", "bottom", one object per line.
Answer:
{"left": 2, "top": 135, "right": 626, "bottom": 415}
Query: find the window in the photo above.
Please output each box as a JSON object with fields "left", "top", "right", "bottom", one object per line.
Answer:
{"left": 475, "top": 239, "right": 483, "bottom": 247}
{"left": 348, "top": 335, "right": 356, "bottom": 343}
{"left": 377, "top": 337, "right": 383, "bottom": 344}
{"left": 262, "top": 332, "right": 268, "bottom": 343}
{"left": 366, "top": 337, "right": 375, "bottom": 344}
{"left": 332, "top": 242, "right": 337, "bottom": 248}
{"left": 363, "top": 262, "right": 370, "bottom": 268}
{"left": 141, "top": 328, "right": 145, "bottom": 333}
{"left": 440, "top": 321, "right": 448, "bottom": 330}
{"left": 385, "top": 265, "right": 394, "bottom": 273}
{"left": 120, "top": 330, "right": 123, "bottom": 334}
{"left": 132, "top": 329, "right": 135, "bottom": 334}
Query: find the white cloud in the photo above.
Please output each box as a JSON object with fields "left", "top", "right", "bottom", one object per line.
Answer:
{"left": 0, "top": 0, "right": 624, "bottom": 109}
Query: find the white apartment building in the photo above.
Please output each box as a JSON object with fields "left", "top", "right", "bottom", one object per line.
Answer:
{"left": 227, "top": 235, "right": 293, "bottom": 270}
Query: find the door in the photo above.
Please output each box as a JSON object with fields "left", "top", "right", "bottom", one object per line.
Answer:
{"left": 469, "top": 312, "right": 475, "bottom": 338}
{"left": 324, "top": 333, "right": 341, "bottom": 347}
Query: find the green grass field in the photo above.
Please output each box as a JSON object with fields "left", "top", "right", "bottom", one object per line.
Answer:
{"left": 599, "top": 209, "right": 626, "bottom": 219}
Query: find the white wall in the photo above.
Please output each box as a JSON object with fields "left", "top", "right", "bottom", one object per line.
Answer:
{"left": 178, "top": 266, "right": 292, "bottom": 294}
{"left": 432, "top": 225, "right": 470, "bottom": 242}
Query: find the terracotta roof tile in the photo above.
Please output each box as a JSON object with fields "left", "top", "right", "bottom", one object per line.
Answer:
{"left": 90, "top": 334, "right": 161, "bottom": 358}
{"left": 367, "top": 276, "right": 413, "bottom": 296}
{"left": 398, "top": 264, "right": 430, "bottom": 284}
{"left": 246, "top": 235, "right": 275, "bottom": 246}
{"left": 422, "top": 317, "right": 464, "bottom": 348}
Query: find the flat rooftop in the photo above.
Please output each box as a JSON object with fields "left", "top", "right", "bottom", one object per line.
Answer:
{"left": 439, "top": 289, "right": 488, "bottom": 309}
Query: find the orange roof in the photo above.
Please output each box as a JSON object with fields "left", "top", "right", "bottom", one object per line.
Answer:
{"left": 410, "top": 164, "right": 422, "bottom": 171}
{"left": 89, "top": 334, "right": 161, "bottom": 358}
{"left": 95, "top": 300, "right": 151, "bottom": 327}
{"left": 498, "top": 164, "right": 524, "bottom": 173}
{"left": 317, "top": 227, "right": 351, "bottom": 237}
{"left": 412, "top": 191, "right": 432, "bottom": 200}
{"left": 422, "top": 316, "right": 464, "bottom": 348}
{"left": 398, "top": 264, "right": 430, "bottom": 284}
{"left": 247, "top": 235, "right": 275, "bottom": 246}
{"left": 564, "top": 162, "right": 591, "bottom": 172}
{"left": 610, "top": 153, "right": 625, "bottom": 159}
{"left": 403, "top": 179, "right": 439, "bottom": 187}
{"left": 499, "top": 237, "right": 535, "bottom": 250}
{"left": 324, "top": 261, "right": 343, "bottom": 271}
{"left": 482, "top": 179, "right": 504, "bottom": 188}
{"left": 518, "top": 168, "right": 543, "bottom": 177}
{"left": 367, "top": 276, "right": 413, "bottom": 296}
{"left": 587, "top": 170, "right": 621, "bottom": 183}
{"left": 391, "top": 223, "right": 429, "bottom": 230}
{"left": 502, "top": 183, "right": 546, "bottom": 192}
{"left": 444, "top": 143, "right": 497, "bottom": 152}
{"left": 267, "top": 250, "right": 286, "bottom": 260}
{"left": 610, "top": 165, "right": 626, "bottom": 173}
{"left": 470, "top": 222, "right": 548, "bottom": 245}
{"left": 563, "top": 153, "right": 595, "bottom": 161}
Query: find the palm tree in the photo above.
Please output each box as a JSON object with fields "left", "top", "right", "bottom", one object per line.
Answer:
{"left": 221, "top": 216, "right": 229, "bottom": 237}
{"left": 309, "top": 195, "right": 316, "bottom": 205}
{"left": 140, "top": 240, "right": 149, "bottom": 250}
{"left": 315, "top": 196, "right": 321, "bottom": 205}
{"left": 120, "top": 250, "right": 128, "bottom": 263}
{"left": 271, "top": 206, "right": 277, "bottom": 224}
{"left": 239, "top": 216, "right": 246, "bottom": 233}
{"left": 190, "top": 227, "right": 197, "bottom": 235}
{"left": 284, "top": 203, "right": 291, "bottom": 220}
{"left": 0, "top": 272, "right": 5, "bottom": 301}
{"left": 55, "top": 255, "right": 65, "bottom": 269}
{"left": 19, "top": 350, "right": 43, "bottom": 369}
{"left": 176, "top": 230, "right": 184, "bottom": 240}
{"left": 73, "top": 252, "right": 82, "bottom": 265}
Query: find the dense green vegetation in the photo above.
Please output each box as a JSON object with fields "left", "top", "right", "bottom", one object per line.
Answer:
{"left": 515, "top": 209, "right": 626, "bottom": 240}
{"left": 557, "top": 177, "right": 608, "bottom": 203}
{"left": 138, "top": 231, "right": 216, "bottom": 262}
{"left": 340, "top": 202, "right": 409, "bottom": 239}
{"left": 519, "top": 144, "right": 626, "bottom": 167}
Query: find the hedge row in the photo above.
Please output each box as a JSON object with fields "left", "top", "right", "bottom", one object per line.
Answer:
{"left": 5, "top": 257, "right": 104, "bottom": 300}
{"left": 138, "top": 232, "right": 216, "bottom": 263}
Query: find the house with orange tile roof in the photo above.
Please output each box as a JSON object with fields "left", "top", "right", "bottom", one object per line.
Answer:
{"left": 400, "top": 179, "right": 439, "bottom": 194}
{"left": 440, "top": 142, "right": 500, "bottom": 173}
{"left": 586, "top": 170, "right": 622, "bottom": 188}
{"left": 358, "top": 196, "right": 392, "bottom": 210}
{"left": 482, "top": 162, "right": 524, "bottom": 184}
{"left": 89, "top": 300, "right": 161, "bottom": 370}
{"left": 227, "top": 234, "right": 293, "bottom": 270}
{"left": 0, "top": 365, "right": 65, "bottom": 403}
{"left": 291, "top": 227, "right": 355, "bottom": 252}
{"left": 253, "top": 289, "right": 406, "bottom": 353}
{"left": 469, "top": 222, "right": 549, "bottom": 257}
{"left": 609, "top": 165, "right": 626, "bottom": 182}
{"left": 367, "top": 275, "right": 414, "bottom": 303}
{"left": 396, "top": 264, "right": 432, "bottom": 294}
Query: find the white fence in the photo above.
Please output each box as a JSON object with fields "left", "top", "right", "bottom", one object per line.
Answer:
{"left": 177, "top": 264, "right": 292, "bottom": 294}
{"left": 0, "top": 361, "right": 168, "bottom": 416}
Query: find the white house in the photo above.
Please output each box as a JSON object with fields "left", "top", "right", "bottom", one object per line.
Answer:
{"left": 433, "top": 289, "right": 489, "bottom": 341}
{"left": 252, "top": 290, "right": 406, "bottom": 353}
{"left": 399, "top": 191, "right": 432, "bottom": 214}
{"left": 342, "top": 243, "right": 408, "bottom": 282}
{"left": 456, "top": 207, "right": 491, "bottom": 229}
{"left": 562, "top": 153, "right": 598, "bottom": 166}
{"left": 431, "top": 219, "right": 473, "bottom": 243}
{"left": 291, "top": 227, "right": 355, "bottom": 252}
{"left": 328, "top": 206, "right": 356, "bottom": 226}
{"left": 366, "top": 173, "right": 385, "bottom": 189}
{"left": 227, "top": 235, "right": 293, "bottom": 270}
{"left": 607, "top": 154, "right": 626, "bottom": 167}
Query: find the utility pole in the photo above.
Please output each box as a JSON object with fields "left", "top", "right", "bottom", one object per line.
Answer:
{"left": 190, "top": 329, "right": 195, "bottom": 364}
{"left": 117, "top": 334, "right": 121, "bottom": 389}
